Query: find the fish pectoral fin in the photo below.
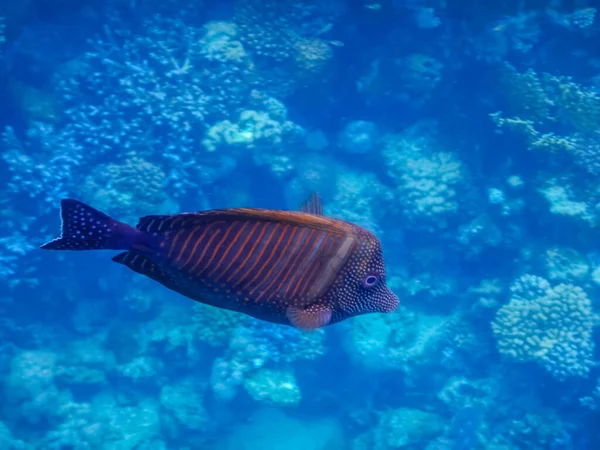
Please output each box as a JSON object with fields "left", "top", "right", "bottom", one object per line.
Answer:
{"left": 299, "top": 192, "right": 324, "bottom": 216}
{"left": 286, "top": 304, "right": 332, "bottom": 330}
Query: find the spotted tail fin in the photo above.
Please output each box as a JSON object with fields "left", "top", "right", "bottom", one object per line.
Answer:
{"left": 40, "top": 199, "right": 140, "bottom": 251}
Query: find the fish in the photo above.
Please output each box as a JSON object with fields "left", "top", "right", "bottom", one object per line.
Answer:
{"left": 40, "top": 193, "right": 399, "bottom": 329}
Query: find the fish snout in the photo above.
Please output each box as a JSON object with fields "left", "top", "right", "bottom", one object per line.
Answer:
{"left": 380, "top": 288, "right": 400, "bottom": 313}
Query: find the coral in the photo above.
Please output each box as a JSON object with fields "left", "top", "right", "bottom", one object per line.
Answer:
{"left": 492, "top": 281, "right": 595, "bottom": 379}
{"left": 327, "top": 167, "right": 392, "bottom": 235}
{"left": 541, "top": 246, "right": 589, "bottom": 282}
{"left": 144, "top": 304, "right": 200, "bottom": 366}
{"left": 373, "top": 408, "right": 444, "bottom": 449}
{"left": 79, "top": 156, "right": 175, "bottom": 222}
{"left": 568, "top": 135, "right": 600, "bottom": 176}
{"left": 246, "top": 319, "right": 326, "bottom": 363}
{"left": 209, "top": 328, "right": 271, "bottom": 401}
{"left": 0, "top": 229, "right": 37, "bottom": 285}
{"left": 344, "top": 307, "right": 454, "bottom": 375}
{"left": 509, "top": 274, "right": 552, "bottom": 301}
{"left": 547, "top": 7, "right": 597, "bottom": 30}
{"left": 208, "top": 319, "right": 324, "bottom": 401}
{"left": 498, "top": 63, "right": 554, "bottom": 124}
{"left": 209, "top": 357, "right": 247, "bottom": 401}
{"left": 40, "top": 402, "right": 105, "bottom": 449}
{"left": 100, "top": 400, "right": 161, "bottom": 449}
{"left": 398, "top": 54, "right": 444, "bottom": 101}
{"left": 542, "top": 72, "right": 600, "bottom": 135}
{"left": 120, "top": 284, "right": 160, "bottom": 318}
{"left": 233, "top": 0, "right": 342, "bottom": 97}
{"left": 192, "top": 303, "right": 248, "bottom": 347}
{"left": 42, "top": 12, "right": 256, "bottom": 200}
{"left": 160, "top": 378, "right": 210, "bottom": 432}
{"left": 293, "top": 37, "right": 334, "bottom": 85}
{"left": 3, "top": 350, "right": 70, "bottom": 425}
{"left": 537, "top": 180, "right": 595, "bottom": 224}
{"left": 2, "top": 124, "right": 84, "bottom": 214}
{"left": 115, "top": 356, "right": 162, "bottom": 389}
{"left": 55, "top": 339, "right": 111, "bottom": 391}
{"left": 243, "top": 368, "right": 301, "bottom": 407}
{"left": 382, "top": 132, "right": 465, "bottom": 230}
{"left": 494, "top": 64, "right": 600, "bottom": 161}
{"left": 0, "top": 421, "right": 27, "bottom": 449}
{"left": 338, "top": 120, "right": 380, "bottom": 154}
{"left": 202, "top": 105, "right": 304, "bottom": 179}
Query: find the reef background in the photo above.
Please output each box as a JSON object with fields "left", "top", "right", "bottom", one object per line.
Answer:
{"left": 0, "top": 0, "right": 599, "bottom": 448}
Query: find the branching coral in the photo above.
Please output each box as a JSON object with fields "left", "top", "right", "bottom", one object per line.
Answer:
{"left": 2, "top": 124, "right": 84, "bottom": 214}
{"left": 233, "top": 0, "right": 342, "bottom": 97}
{"left": 493, "top": 63, "right": 600, "bottom": 164}
{"left": 497, "top": 63, "right": 554, "bottom": 124}
{"left": 492, "top": 276, "right": 595, "bottom": 379}
{"left": 27, "top": 13, "right": 257, "bottom": 201}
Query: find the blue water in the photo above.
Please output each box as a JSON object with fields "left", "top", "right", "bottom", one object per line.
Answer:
{"left": 1, "top": 0, "right": 599, "bottom": 448}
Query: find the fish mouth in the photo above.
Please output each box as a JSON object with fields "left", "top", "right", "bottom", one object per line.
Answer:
{"left": 383, "top": 291, "right": 400, "bottom": 313}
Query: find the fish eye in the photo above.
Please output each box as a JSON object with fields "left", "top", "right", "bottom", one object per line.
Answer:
{"left": 363, "top": 274, "right": 379, "bottom": 288}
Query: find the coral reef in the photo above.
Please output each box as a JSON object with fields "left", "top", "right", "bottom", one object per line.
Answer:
{"left": 492, "top": 276, "right": 595, "bottom": 379}
{"left": 2, "top": 0, "right": 600, "bottom": 448}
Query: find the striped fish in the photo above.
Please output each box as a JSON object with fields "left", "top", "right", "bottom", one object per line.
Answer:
{"left": 40, "top": 194, "right": 399, "bottom": 329}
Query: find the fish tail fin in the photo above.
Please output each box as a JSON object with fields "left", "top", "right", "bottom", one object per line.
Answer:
{"left": 40, "top": 199, "right": 140, "bottom": 251}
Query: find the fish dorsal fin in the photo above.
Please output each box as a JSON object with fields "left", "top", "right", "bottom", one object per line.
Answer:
{"left": 136, "top": 207, "right": 355, "bottom": 236}
{"left": 136, "top": 214, "right": 208, "bottom": 232}
{"left": 286, "top": 304, "right": 332, "bottom": 330}
{"left": 300, "top": 192, "right": 324, "bottom": 216}
{"left": 112, "top": 251, "right": 180, "bottom": 291}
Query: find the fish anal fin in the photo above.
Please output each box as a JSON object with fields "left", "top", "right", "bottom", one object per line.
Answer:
{"left": 112, "top": 251, "right": 179, "bottom": 291}
{"left": 300, "top": 192, "right": 324, "bottom": 216}
{"left": 286, "top": 304, "right": 332, "bottom": 330}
